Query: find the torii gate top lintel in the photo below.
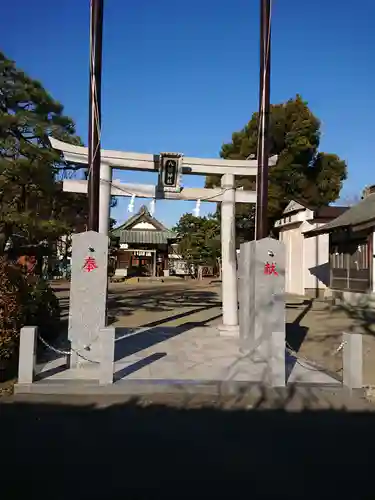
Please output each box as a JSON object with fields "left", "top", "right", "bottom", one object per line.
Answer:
{"left": 49, "top": 137, "right": 277, "bottom": 177}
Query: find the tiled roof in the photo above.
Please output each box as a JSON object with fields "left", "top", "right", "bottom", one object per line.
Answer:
{"left": 284, "top": 199, "right": 348, "bottom": 218}
{"left": 113, "top": 205, "right": 168, "bottom": 232}
{"left": 304, "top": 193, "right": 375, "bottom": 237}
{"left": 314, "top": 206, "right": 348, "bottom": 218}
{"left": 116, "top": 230, "right": 178, "bottom": 245}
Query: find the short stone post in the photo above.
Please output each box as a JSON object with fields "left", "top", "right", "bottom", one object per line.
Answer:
{"left": 239, "top": 238, "right": 286, "bottom": 386}
{"left": 342, "top": 332, "right": 363, "bottom": 389}
{"left": 99, "top": 327, "right": 116, "bottom": 385}
{"left": 268, "top": 331, "right": 286, "bottom": 387}
{"left": 18, "top": 326, "right": 38, "bottom": 384}
{"left": 68, "top": 231, "right": 109, "bottom": 368}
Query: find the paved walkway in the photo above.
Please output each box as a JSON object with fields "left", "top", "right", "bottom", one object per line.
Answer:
{"left": 48, "top": 281, "right": 375, "bottom": 385}
{"left": 3, "top": 281, "right": 375, "bottom": 408}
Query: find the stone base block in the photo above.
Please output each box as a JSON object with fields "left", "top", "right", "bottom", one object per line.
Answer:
{"left": 217, "top": 324, "right": 239, "bottom": 337}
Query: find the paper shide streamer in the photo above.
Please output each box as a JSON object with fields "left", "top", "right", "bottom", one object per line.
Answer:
{"left": 128, "top": 194, "right": 135, "bottom": 213}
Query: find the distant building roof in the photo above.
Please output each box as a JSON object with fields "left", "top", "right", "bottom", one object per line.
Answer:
{"left": 304, "top": 193, "right": 375, "bottom": 238}
{"left": 111, "top": 205, "right": 178, "bottom": 245}
{"left": 115, "top": 230, "right": 177, "bottom": 245}
{"left": 313, "top": 205, "right": 348, "bottom": 219}
{"left": 112, "top": 204, "right": 169, "bottom": 233}
{"left": 282, "top": 199, "right": 348, "bottom": 219}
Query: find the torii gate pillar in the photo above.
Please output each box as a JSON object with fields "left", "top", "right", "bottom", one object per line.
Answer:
{"left": 218, "top": 173, "right": 239, "bottom": 335}
{"left": 96, "top": 165, "right": 239, "bottom": 334}
{"left": 96, "top": 165, "right": 240, "bottom": 334}
{"left": 98, "top": 163, "right": 112, "bottom": 234}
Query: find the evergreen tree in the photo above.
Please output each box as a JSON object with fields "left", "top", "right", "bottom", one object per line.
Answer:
{"left": 0, "top": 51, "right": 87, "bottom": 255}
{"left": 206, "top": 95, "right": 347, "bottom": 240}
{"left": 173, "top": 213, "right": 221, "bottom": 268}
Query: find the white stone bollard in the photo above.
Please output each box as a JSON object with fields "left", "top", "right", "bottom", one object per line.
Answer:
{"left": 342, "top": 332, "right": 363, "bottom": 389}
{"left": 268, "top": 331, "right": 286, "bottom": 387}
{"left": 18, "top": 326, "right": 38, "bottom": 384}
{"left": 99, "top": 327, "right": 116, "bottom": 385}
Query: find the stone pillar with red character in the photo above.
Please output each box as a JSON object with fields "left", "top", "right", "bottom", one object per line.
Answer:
{"left": 239, "top": 237, "right": 286, "bottom": 386}
{"left": 68, "top": 231, "right": 110, "bottom": 369}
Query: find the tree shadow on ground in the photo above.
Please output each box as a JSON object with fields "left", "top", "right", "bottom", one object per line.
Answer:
{"left": 286, "top": 299, "right": 312, "bottom": 352}
{"left": 285, "top": 300, "right": 312, "bottom": 381}
{"left": 285, "top": 297, "right": 369, "bottom": 382}
{"left": 333, "top": 295, "right": 375, "bottom": 337}
{"left": 108, "top": 300, "right": 221, "bottom": 327}
{"left": 114, "top": 314, "right": 223, "bottom": 363}
{"left": 38, "top": 286, "right": 221, "bottom": 363}
{"left": 329, "top": 297, "right": 375, "bottom": 383}
{"left": 1, "top": 395, "right": 375, "bottom": 499}
{"left": 107, "top": 287, "right": 221, "bottom": 322}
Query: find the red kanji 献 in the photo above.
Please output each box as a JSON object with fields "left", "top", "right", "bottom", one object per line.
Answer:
{"left": 83, "top": 256, "right": 98, "bottom": 272}
{"left": 264, "top": 262, "right": 278, "bottom": 276}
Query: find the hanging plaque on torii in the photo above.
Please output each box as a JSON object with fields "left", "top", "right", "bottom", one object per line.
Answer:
{"left": 158, "top": 152, "right": 183, "bottom": 193}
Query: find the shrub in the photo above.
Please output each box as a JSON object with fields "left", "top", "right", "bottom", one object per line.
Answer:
{"left": 24, "top": 278, "right": 61, "bottom": 343}
{"left": 0, "top": 257, "right": 61, "bottom": 363}
{"left": 0, "top": 256, "right": 27, "bottom": 361}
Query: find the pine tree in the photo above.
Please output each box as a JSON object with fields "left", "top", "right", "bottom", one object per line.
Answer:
{"left": 206, "top": 95, "right": 347, "bottom": 240}
{"left": 0, "top": 51, "right": 87, "bottom": 255}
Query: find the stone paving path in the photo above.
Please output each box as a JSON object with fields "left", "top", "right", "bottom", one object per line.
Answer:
{"left": 3, "top": 281, "right": 375, "bottom": 409}
{"left": 52, "top": 281, "right": 375, "bottom": 385}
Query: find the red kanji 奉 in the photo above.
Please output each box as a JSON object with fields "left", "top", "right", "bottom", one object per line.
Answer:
{"left": 83, "top": 256, "right": 98, "bottom": 272}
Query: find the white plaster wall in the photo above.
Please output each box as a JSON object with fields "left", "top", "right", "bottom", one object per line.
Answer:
{"left": 290, "top": 225, "right": 304, "bottom": 295}
{"left": 302, "top": 221, "right": 330, "bottom": 291}
{"left": 279, "top": 229, "right": 289, "bottom": 291}
{"left": 279, "top": 220, "right": 330, "bottom": 295}
{"left": 279, "top": 224, "right": 304, "bottom": 295}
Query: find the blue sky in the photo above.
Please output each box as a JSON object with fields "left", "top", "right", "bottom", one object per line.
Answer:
{"left": 2, "top": 0, "right": 375, "bottom": 228}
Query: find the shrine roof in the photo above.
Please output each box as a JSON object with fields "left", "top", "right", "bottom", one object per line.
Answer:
{"left": 113, "top": 205, "right": 169, "bottom": 233}
{"left": 283, "top": 199, "right": 348, "bottom": 219}
{"left": 115, "top": 229, "right": 178, "bottom": 245}
{"left": 304, "top": 193, "right": 375, "bottom": 238}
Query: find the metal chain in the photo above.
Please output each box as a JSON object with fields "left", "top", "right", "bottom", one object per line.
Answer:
{"left": 286, "top": 333, "right": 371, "bottom": 375}
{"left": 37, "top": 334, "right": 100, "bottom": 364}
{"left": 285, "top": 340, "right": 343, "bottom": 374}
{"left": 37, "top": 332, "right": 357, "bottom": 373}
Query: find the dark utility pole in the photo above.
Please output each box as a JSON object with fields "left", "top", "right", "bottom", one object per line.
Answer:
{"left": 88, "top": 0, "right": 104, "bottom": 232}
{"left": 255, "top": 0, "right": 271, "bottom": 240}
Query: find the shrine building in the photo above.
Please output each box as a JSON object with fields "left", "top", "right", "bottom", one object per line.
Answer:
{"left": 111, "top": 205, "right": 179, "bottom": 278}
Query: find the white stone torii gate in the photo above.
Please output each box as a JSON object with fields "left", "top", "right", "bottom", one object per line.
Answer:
{"left": 50, "top": 137, "right": 277, "bottom": 335}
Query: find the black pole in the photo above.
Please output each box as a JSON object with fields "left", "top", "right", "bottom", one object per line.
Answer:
{"left": 88, "top": 0, "right": 104, "bottom": 232}
{"left": 255, "top": 0, "right": 271, "bottom": 240}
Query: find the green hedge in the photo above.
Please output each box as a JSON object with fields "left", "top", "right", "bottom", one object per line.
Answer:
{"left": 0, "top": 256, "right": 61, "bottom": 362}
